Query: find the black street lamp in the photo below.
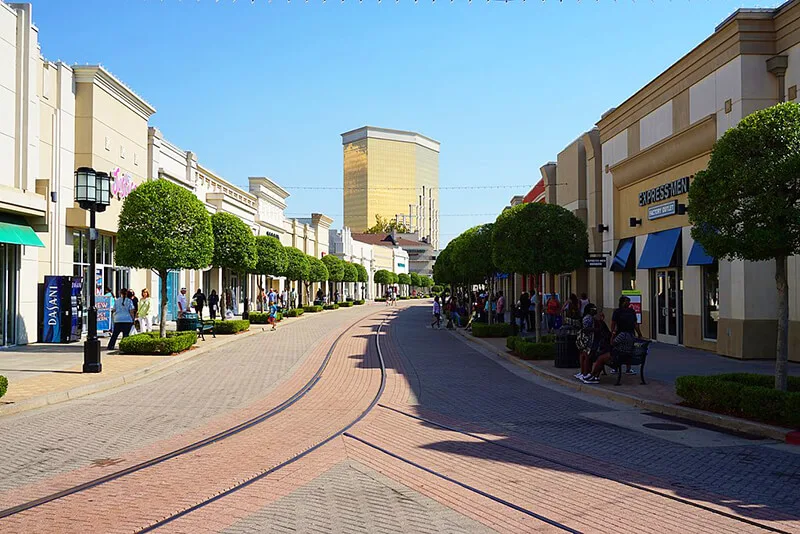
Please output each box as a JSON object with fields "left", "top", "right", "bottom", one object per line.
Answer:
{"left": 74, "top": 167, "right": 111, "bottom": 373}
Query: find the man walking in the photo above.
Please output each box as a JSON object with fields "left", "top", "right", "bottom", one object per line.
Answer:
{"left": 177, "top": 287, "right": 189, "bottom": 318}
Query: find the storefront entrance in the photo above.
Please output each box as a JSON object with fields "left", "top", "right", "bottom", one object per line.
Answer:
{"left": 654, "top": 268, "right": 681, "bottom": 344}
{"left": 0, "top": 243, "right": 19, "bottom": 346}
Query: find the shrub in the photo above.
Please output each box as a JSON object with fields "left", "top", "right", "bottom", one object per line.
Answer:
{"left": 207, "top": 319, "right": 250, "bottom": 334}
{"left": 375, "top": 298, "right": 387, "bottom": 302}
{"left": 431, "top": 285, "right": 444, "bottom": 294}
{"left": 285, "top": 308, "right": 304, "bottom": 317}
{"left": 471, "top": 322, "right": 517, "bottom": 338}
{"left": 346, "top": 297, "right": 354, "bottom": 302}
{"left": 248, "top": 312, "right": 271, "bottom": 324}
{"left": 119, "top": 331, "right": 198, "bottom": 355}
{"left": 0, "top": 375, "right": 7, "bottom": 398}
{"left": 675, "top": 373, "right": 800, "bottom": 428}
{"left": 399, "top": 296, "right": 410, "bottom": 300}
{"left": 339, "top": 301, "right": 354, "bottom": 307}
{"left": 515, "top": 340, "right": 556, "bottom": 360}
{"left": 354, "top": 300, "right": 365, "bottom": 305}
{"left": 323, "top": 304, "right": 339, "bottom": 310}
{"left": 506, "top": 336, "right": 520, "bottom": 351}
{"left": 303, "top": 305, "right": 323, "bottom": 313}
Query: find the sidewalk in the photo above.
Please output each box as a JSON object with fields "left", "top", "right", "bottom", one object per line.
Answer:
{"left": 0, "top": 312, "right": 320, "bottom": 417}
{"left": 457, "top": 329, "right": 800, "bottom": 442}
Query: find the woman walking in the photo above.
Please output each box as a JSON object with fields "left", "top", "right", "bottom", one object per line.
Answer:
{"left": 193, "top": 288, "right": 207, "bottom": 319}
{"left": 208, "top": 289, "right": 219, "bottom": 321}
{"left": 108, "top": 288, "right": 135, "bottom": 351}
{"left": 138, "top": 289, "right": 153, "bottom": 333}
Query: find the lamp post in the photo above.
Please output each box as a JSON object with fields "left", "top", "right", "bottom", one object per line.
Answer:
{"left": 75, "top": 167, "right": 111, "bottom": 373}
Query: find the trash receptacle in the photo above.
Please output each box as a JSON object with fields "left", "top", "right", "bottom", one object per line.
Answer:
{"left": 554, "top": 330, "right": 580, "bottom": 368}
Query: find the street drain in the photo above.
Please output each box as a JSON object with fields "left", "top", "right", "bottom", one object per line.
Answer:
{"left": 642, "top": 422, "right": 688, "bottom": 431}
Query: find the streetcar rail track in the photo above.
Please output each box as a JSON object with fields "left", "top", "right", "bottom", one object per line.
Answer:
{"left": 375, "top": 403, "right": 793, "bottom": 534}
{"left": 0, "top": 311, "right": 380, "bottom": 520}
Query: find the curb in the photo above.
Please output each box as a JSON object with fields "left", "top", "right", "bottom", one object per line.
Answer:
{"left": 454, "top": 329, "right": 795, "bottom": 443}
{"left": 0, "top": 303, "right": 365, "bottom": 418}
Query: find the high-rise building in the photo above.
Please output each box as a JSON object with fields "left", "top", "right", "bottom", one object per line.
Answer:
{"left": 341, "top": 126, "right": 440, "bottom": 249}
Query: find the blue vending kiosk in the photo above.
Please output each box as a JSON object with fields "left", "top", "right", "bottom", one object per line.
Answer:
{"left": 38, "top": 276, "right": 83, "bottom": 343}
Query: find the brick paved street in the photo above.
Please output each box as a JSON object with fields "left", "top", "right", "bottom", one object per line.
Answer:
{"left": 1, "top": 300, "right": 800, "bottom": 533}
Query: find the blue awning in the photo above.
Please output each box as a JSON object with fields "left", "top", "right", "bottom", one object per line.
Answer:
{"left": 687, "top": 240, "right": 715, "bottom": 266}
{"left": 610, "top": 238, "right": 634, "bottom": 272}
{"left": 638, "top": 228, "right": 681, "bottom": 269}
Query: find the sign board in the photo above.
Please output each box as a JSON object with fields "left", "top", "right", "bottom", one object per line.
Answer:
{"left": 95, "top": 268, "right": 104, "bottom": 296}
{"left": 639, "top": 176, "right": 690, "bottom": 206}
{"left": 584, "top": 257, "right": 607, "bottom": 268}
{"left": 622, "top": 290, "right": 642, "bottom": 324}
{"left": 41, "top": 276, "right": 63, "bottom": 343}
{"left": 647, "top": 200, "right": 677, "bottom": 220}
{"left": 96, "top": 295, "right": 113, "bottom": 333}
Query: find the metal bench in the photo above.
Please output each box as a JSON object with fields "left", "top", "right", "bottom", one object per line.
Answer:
{"left": 609, "top": 339, "right": 650, "bottom": 385}
{"left": 177, "top": 313, "right": 215, "bottom": 341}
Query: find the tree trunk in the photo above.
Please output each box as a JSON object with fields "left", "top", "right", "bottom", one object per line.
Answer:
{"left": 488, "top": 277, "right": 493, "bottom": 325}
{"left": 159, "top": 268, "right": 168, "bottom": 338}
{"left": 775, "top": 255, "right": 789, "bottom": 391}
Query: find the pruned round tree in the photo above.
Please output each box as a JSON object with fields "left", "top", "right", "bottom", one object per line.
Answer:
{"left": 398, "top": 273, "right": 410, "bottom": 296}
{"left": 342, "top": 262, "right": 358, "bottom": 298}
{"left": 116, "top": 179, "right": 213, "bottom": 337}
{"left": 322, "top": 254, "right": 344, "bottom": 297}
{"left": 283, "top": 247, "right": 310, "bottom": 307}
{"left": 689, "top": 102, "right": 800, "bottom": 390}
{"left": 355, "top": 263, "right": 369, "bottom": 300}
{"left": 254, "top": 235, "right": 287, "bottom": 277}
{"left": 306, "top": 256, "right": 329, "bottom": 303}
{"left": 409, "top": 272, "right": 421, "bottom": 291}
{"left": 211, "top": 212, "right": 257, "bottom": 315}
{"left": 492, "top": 202, "right": 588, "bottom": 341}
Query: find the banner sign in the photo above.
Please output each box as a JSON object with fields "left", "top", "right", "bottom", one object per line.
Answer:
{"left": 638, "top": 176, "right": 690, "bottom": 206}
{"left": 95, "top": 268, "right": 104, "bottom": 296}
{"left": 622, "top": 290, "right": 642, "bottom": 324}
{"left": 41, "top": 276, "right": 63, "bottom": 343}
{"left": 584, "top": 257, "right": 607, "bottom": 268}
{"left": 96, "top": 296, "right": 112, "bottom": 333}
{"left": 647, "top": 200, "right": 677, "bottom": 220}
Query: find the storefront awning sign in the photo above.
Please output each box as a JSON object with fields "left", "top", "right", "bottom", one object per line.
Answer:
{"left": 687, "top": 240, "right": 715, "bottom": 266}
{"left": 638, "top": 228, "right": 681, "bottom": 269}
{"left": 0, "top": 215, "right": 45, "bottom": 248}
{"left": 609, "top": 238, "right": 634, "bottom": 272}
{"left": 647, "top": 200, "right": 677, "bottom": 220}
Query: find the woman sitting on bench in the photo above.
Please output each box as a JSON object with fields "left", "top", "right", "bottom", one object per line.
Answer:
{"left": 581, "top": 310, "right": 613, "bottom": 384}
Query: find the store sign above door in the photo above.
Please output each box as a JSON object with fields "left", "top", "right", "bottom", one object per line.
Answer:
{"left": 110, "top": 167, "right": 138, "bottom": 200}
{"left": 638, "top": 176, "right": 691, "bottom": 207}
{"left": 648, "top": 200, "right": 677, "bottom": 220}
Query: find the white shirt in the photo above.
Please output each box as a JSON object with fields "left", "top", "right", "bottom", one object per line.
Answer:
{"left": 178, "top": 294, "right": 188, "bottom": 313}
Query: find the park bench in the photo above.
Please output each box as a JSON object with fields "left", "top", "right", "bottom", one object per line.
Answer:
{"left": 608, "top": 339, "right": 650, "bottom": 386}
{"left": 178, "top": 312, "right": 215, "bottom": 341}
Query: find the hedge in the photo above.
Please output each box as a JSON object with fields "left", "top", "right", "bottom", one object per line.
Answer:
{"left": 119, "top": 331, "right": 198, "bottom": 355}
{"left": 505, "top": 336, "right": 556, "bottom": 360}
{"left": 676, "top": 373, "right": 800, "bottom": 428}
{"left": 0, "top": 375, "right": 7, "bottom": 398}
{"left": 354, "top": 300, "right": 365, "bottom": 305}
{"left": 339, "top": 301, "right": 354, "bottom": 307}
{"left": 375, "top": 298, "right": 387, "bottom": 302}
{"left": 248, "top": 312, "right": 283, "bottom": 324}
{"left": 285, "top": 308, "right": 304, "bottom": 317}
{"left": 303, "top": 305, "right": 323, "bottom": 313}
{"left": 207, "top": 319, "right": 250, "bottom": 334}
{"left": 323, "top": 304, "right": 339, "bottom": 310}
{"left": 471, "top": 322, "right": 517, "bottom": 338}
{"left": 399, "top": 296, "right": 410, "bottom": 300}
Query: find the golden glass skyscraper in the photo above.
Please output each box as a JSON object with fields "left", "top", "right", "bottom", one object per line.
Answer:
{"left": 341, "top": 126, "right": 440, "bottom": 249}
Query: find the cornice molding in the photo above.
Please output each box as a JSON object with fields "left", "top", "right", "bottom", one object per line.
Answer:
{"left": 73, "top": 65, "right": 156, "bottom": 120}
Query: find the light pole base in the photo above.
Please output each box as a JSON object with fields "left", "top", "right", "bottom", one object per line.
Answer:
{"left": 83, "top": 339, "right": 102, "bottom": 373}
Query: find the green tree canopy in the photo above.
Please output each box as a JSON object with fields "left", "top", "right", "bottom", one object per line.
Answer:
{"left": 689, "top": 102, "right": 800, "bottom": 390}
{"left": 433, "top": 244, "right": 456, "bottom": 286}
{"left": 342, "top": 262, "right": 358, "bottom": 283}
{"left": 374, "top": 269, "right": 392, "bottom": 285}
{"left": 307, "top": 256, "right": 329, "bottom": 283}
{"left": 419, "top": 275, "right": 432, "bottom": 288}
{"left": 365, "top": 214, "right": 410, "bottom": 234}
{"left": 283, "top": 247, "right": 310, "bottom": 282}
{"left": 254, "top": 235, "right": 287, "bottom": 277}
{"left": 116, "top": 179, "right": 213, "bottom": 336}
{"left": 355, "top": 263, "right": 369, "bottom": 283}
{"left": 398, "top": 273, "right": 411, "bottom": 286}
{"left": 409, "top": 272, "right": 421, "bottom": 288}
{"left": 321, "top": 254, "right": 344, "bottom": 282}
{"left": 211, "top": 212, "right": 257, "bottom": 273}
{"left": 455, "top": 223, "right": 496, "bottom": 284}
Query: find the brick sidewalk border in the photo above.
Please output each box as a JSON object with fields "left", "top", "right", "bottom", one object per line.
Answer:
{"left": 452, "top": 328, "right": 796, "bottom": 443}
{"left": 0, "top": 306, "right": 355, "bottom": 419}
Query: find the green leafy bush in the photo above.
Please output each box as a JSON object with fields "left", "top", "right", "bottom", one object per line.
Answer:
{"left": 354, "top": 300, "right": 365, "bottom": 305}
{"left": 504, "top": 336, "right": 555, "bottom": 359}
{"left": 0, "top": 375, "right": 7, "bottom": 398}
{"left": 339, "top": 301, "right": 354, "bottom": 307}
{"left": 249, "top": 312, "right": 283, "bottom": 323}
{"left": 207, "top": 319, "right": 250, "bottom": 334}
{"left": 506, "top": 336, "right": 520, "bottom": 351}
{"left": 323, "top": 303, "right": 339, "bottom": 310}
{"left": 431, "top": 285, "right": 444, "bottom": 294}
{"left": 303, "top": 305, "right": 323, "bottom": 313}
{"left": 374, "top": 298, "right": 387, "bottom": 302}
{"left": 119, "top": 331, "right": 198, "bottom": 355}
{"left": 399, "top": 296, "right": 410, "bottom": 300}
{"left": 471, "top": 322, "right": 517, "bottom": 338}
{"left": 285, "top": 308, "right": 304, "bottom": 317}
{"left": 676, "top": 373, "right": 800, "bottom": 428}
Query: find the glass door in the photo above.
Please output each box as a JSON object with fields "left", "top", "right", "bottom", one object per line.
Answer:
{"left": 655, "top": 268, "right": 679, "bottom": 344}
{"left": 0, "top": 243, "right": 18, "bottom": 346}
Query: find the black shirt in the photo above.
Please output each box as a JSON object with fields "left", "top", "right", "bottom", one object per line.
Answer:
{"left": 613, "top": 307, "right": 637, "bottom": 334}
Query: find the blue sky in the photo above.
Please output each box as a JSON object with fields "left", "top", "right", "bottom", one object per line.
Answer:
{"left": 29, "top": 0, "right": 772, "bottom": 246}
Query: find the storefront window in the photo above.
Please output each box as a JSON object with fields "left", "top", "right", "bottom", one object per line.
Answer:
{"left": 71, "top": 230, "right": 129, "bottom": 331}
{"left": 0, "top": 243, "right": 19, "bottom": 345}
{"left": 621, "top": 270, "right": 636, "bottom": 291}
{"left": 702, "top": 262, "right": 719, "bottom": 340}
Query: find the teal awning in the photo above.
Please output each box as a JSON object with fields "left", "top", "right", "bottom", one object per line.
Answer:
{"left": 0, "top": 216, "right": 45, "bottom": 247}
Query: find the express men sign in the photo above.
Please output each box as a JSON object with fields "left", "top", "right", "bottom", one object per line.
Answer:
{"left": 638, "top": 176, "right": 691, "bottom": 207}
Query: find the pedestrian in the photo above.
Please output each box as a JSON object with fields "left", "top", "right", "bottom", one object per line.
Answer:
{"left": 431, "top": 296, "right": 442, "bottom": 329}
{"left": 108, "top": 288, "right": 135, "bottom": 350}
{"left": 268, "top": 287, "right": 277, "bottom": 308}
{"left": 546, "top": 294, "right": 560, "bottom": 333}
{"left": 281, "top": 288, "right": 288, "bottom": 310}
{"left": 579, "top": 292, "right": 590, "bottom": 316}
{"left": 290, "top": 287, "right": 297, "bottom": 309}
{"left": 610, "top": 295, "right": 642, "bottom": 375}
{"left": 268, "top": 301, "right": 278, "bottom": 331}
{"left": 208, "top": 289, "right": 219, "bottom": 321}
{"left": 138, "top": 288, "right": 153, "bottom": 333}
{"left": 518, "top": 292, "right": 531, "bottom": 333}
{"left": 495, "top": 291, "right": 505, "bottom": 323}
{"left": 563, "top": 293, "right": 581, "bottom": 327}
{"left": 193, "top": 288, "right": 206, "bottom": 319}
{"left": 127, "top": 289, "right": 139, "bottom": 334}
{"left": 575, "top": 303, "right": 597, "bottom": 381}
{"left": 177, "top": 287, "right": 189, "bottom": 318}
{"left": 582, "top": 310, "right": 613, "bottom": 384}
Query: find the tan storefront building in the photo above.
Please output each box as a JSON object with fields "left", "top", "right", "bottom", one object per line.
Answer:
{"left": 599, "top": 1, "right": 800, "bottom": 360}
